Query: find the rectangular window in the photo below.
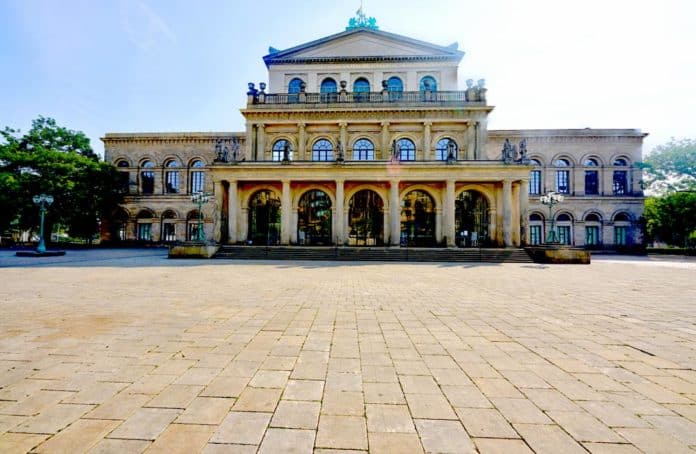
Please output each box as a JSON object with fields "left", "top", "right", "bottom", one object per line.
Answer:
{"left": 141, "top": 171, "right": 155, "bottom": 194}
{"left": 162, "top": 223, "right": 176, "bottom": 242}
{"left": 585, "top": 226, "right": 599, "bottom": 246}
{"left": 585, "top": 171, "right": 599, "bottom": 195}
{"left": 557, "top": 226, "right": 571, "bottom": 245}
{"left": 556, "top": 170, "right": 569, "bottom": 194}
{"left": 165, "top": 171, "right": 179, "bottom": 194}
{"left": 613, "top": 171, "right": 627, "bottom": 195}
{"left": 529, "top": 225, "right": 542, "bottom": 245}
{"left": 615, "top": 226, "right": 627, "bottom": 245}
{"left": 529, "top": 170, "right": 541, "bottom": 195}
{"left": 137, "top": 223, "right": 151, "bottom": 241}
{"left": 190, "top": 171, "right": 204, "bottom": 193}
{"left": 118, "top": 171, "right": 130, "bottom": 194}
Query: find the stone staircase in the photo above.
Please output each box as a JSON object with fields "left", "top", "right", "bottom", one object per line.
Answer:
{"left": 214, "top": 246, "right": 533, "bottom": 263}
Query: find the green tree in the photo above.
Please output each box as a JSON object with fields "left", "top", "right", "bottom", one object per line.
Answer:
{"left": 639, "top": 138, "right": 696, "bottom": 193}
{"left": 0, "top": 117, "right": 123, "bottom": 242}
{"left": 644, "top": 192, "right": 696, "bottom": 248}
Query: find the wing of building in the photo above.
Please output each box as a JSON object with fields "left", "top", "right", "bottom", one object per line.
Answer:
{"left": 102, "top": 14, "right": 645, "bottom": 250}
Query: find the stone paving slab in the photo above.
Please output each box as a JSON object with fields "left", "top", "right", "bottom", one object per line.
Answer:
{"left": 0, "top": 250, "right": 695, "bottom": 452}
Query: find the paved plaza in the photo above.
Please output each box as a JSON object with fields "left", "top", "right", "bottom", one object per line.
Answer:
{"left": 0, "top": 250, "right": 695, "bottom": 453}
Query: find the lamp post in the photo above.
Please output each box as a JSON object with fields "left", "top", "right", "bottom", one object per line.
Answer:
{"left": 540, "top": 191, "right": 564, "bottom": 244}
{"left": 32, "top": 194, "right": 54, "bottom": 253}
{"left": 191, "top": 192, "right": 211, "bottom": 242}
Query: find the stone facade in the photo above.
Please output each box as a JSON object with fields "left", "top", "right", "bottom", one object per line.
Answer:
{"left": 102, "top": 23, "right": 645, "bottom": 249}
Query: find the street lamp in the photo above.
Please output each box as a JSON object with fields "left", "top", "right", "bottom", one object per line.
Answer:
{"left": 540, "top": 191, "right": 564, "bottom": 244}
{"left": 32, "top": 194, "right": 54, "bottom": 253}
{"left": 191, "top": 192, "right": 211, "bottom": 242}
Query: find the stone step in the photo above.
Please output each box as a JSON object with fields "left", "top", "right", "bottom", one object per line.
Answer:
{"left": 214, "top": 246, "right": 533, "bottom": 263}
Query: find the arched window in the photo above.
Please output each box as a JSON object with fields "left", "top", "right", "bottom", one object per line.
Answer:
{"left": 187, "top": 210, "right": 203, "bottom": 241}
{"left": 528, "top": 213, "right": 544, "bottom": 245}
{"left": 189, "top": 159, "right": 205, "bottom": 193}
{"left": 420, "top": 76, "right": 437, "bottom": 92}
{"left": 529, "top": 213, "right": 543, "bottom": 222}
{"left": 348, "top": 190, "right": 384, "bottom": 246}
{"left": 554, "top": 159, "right": 570, "bottom": 193}
{"left": 613, "top": 158, "right": 628, "bottom": 166}
{"left": 614, "top": 212, "right": 631, "bottom": 222}
{"left": 353, "top": 78, "right": 370, "bottom": 92}
{"left": 387, "top": 77, "right": 403, "bottom": 92}
{"left": 140, "top": 160, "right": 155, "bottom": 194}
{"left": 136, "top": 209, "right": 154, "bottom": 241}
{"left": 387, "top": 76, "right": 403, "bottom": 101}
{"left": 353, "top": 139, "right": 374, "bottom": 161}
{"left": 436, "top": 138, "right": 458, "bottom": 161}
{"left": 529, "top": 159, "right": 542, "bottom": 166}
{"left": 161, "top": 210, "right": 177, "bottom": 242}
{"left": 584, "top": 158, "right": 599, "bottom": 166}
{"left": 116, "top": 160, "right": 129, "bottom": 167}
{"left": 272, "top": 139, "right": 293, "bottom": 162}
{"left": 556, "top": 213, "right": 573, "bottom": 245}
{"left": 320, "top": 78, "right": 337, "bottom": 93}
{"left": 584, "top": 213, "right": 602, "bottom": 247}
{"left": 288, "top": 78, "right": 303, "bottom": 94}
{"left": 396, "top": 138, "right": 416, "bottom": 161}
{"left": 165, "top": 159, "right": 180, "bottom": 194}
{"left": 312, "top": 139, "right": 333, "bottom": 161}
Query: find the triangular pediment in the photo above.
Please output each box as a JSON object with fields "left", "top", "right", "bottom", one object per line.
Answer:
{"left": 264, "top": 28, "right": 463, "bottom": 66}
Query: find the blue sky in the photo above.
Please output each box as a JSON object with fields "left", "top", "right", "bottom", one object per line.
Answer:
{"left": 1, "top": 0, "right": 694, "bottom": 157}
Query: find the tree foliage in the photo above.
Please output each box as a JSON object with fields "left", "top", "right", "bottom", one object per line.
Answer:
{"left": 644, "top": 192, "right": 696, "bottom": 248}
{"left": 0, "top": 117, "right": 123, "bottom": 241}
{"left": 640, "top": 138, "right": 696, "bottom": 193}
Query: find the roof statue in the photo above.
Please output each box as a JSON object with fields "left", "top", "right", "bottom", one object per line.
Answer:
{"left": 346, "top": 4, "right": 379, "bottom": 31}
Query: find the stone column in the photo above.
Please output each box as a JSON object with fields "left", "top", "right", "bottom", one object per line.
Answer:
{"left": 389, "top": 180, "right": 400, "bottom": 245}
{"left": 240, "top": 208, "right": 249, "bottom": 242}
{"left": 281, "top": 180, "right": 291, "bottom": 244}
{"left": 256, "top": 124, "right": 265, "bottom": 161}
{"left": 503, "top": 179, "right": 513, "bottom": 247}
{"left": 246, "top": 123, "right": 254, "bottom": 160}
{"left": 519, "top": 179, "right": 529, "bottom": 246}
{"left": 298, "top": 123, "right": 306, "bottom": 161}
{"left": 381, "top": 121, "right": 390, "bottom": 160}
{"left": 512, "top": 182, "right": 521, "bottom": 246}
{"left": 445, "top": 179, "right": 456, "bottom": 247}
{"left": 335, "top": 179, "right": 344, "bottom": 245}
{"left": 228, "top": 180, "right": 238, "bottom": 243}
{"left": 339, "top": 122, "right": 348, "bottom": 157}
{"left": 423, "top": 121, "right": 432, "bottom": 160}
{"left": 291, "top": 209, "right": 298, "bottom": 244}
{"left": 435, "top": 208, "right": 443, "bottom": 244}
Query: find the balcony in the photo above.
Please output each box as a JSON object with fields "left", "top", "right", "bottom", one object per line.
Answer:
{"left": 246, "top": 90, "right": 486, "bottom": 109}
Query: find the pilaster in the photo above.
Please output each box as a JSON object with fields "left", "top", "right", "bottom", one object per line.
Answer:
{"left": 503, "top": 179, "right": 513, "bottom": 247}
{"left": 281, "top": 180, "right": 291, "bottom": 244}
{"left": 389, "top": 180, "right": 400, "bottom": 245}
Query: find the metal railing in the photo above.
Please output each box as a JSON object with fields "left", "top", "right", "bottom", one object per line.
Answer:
{"left": 252, "top": 90, "right": 476, "bottom": 105}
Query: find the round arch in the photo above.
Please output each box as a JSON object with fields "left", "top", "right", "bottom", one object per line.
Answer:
{"left": 247, "top": 189, "right": 282, "bottom": 245}
{"left": 113, "top": 157, "right": 131, "bottom": 167}
{"left": 582, "top": 210, "right": 604, "bottom": 222}
{"left": 528, "top": 155, "right": 545, "bottom": 166}
{"left": 400, "top": 189, "right": 437, "bottom": 246}
{"left": 611, "top": 155, "right": 632, "bottom": 166}
{"left": 551, "top": 154, "right": 576, "bottom": 166}
{"left": 138, "top": 157, "right": 158, "bottom": 167}
{"left": 611, "top": 210, "right": 634, "bottom": 222}
{"left": 455, "top": 189, "right": 490, "bottom": 247}
{"left": 188, "top": 157, "right": 208, "bottom": 167}
{"left": 348, "top": 189, "right": 385, "bottom": 246}
{"left": 297, "top": 189, "right": 333, "bottom": 245}
{"left": 456, "top": 184, "right": 495, "bottom": 209}
{"left": 580, "top": 154, "right": 605, "bottom": 166}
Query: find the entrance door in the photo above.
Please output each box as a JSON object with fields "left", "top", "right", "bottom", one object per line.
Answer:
{"left": 348, "top": 190, "right": 384, "bottom": 246}
{"left": 401, "top": 190, "right": 436, "bottom": 246}
{"left": 297, "top": 190, "right": 332, "bottom": 245}
{"left": 455, "top": 190, "right": 489, "bottom": 247}
{"left": 248, "top": 190, "right": 281, "bottom": 245}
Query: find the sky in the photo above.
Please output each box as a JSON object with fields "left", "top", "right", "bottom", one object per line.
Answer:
{"left": 1, "top": 0, "right": 694, "bottom": 157}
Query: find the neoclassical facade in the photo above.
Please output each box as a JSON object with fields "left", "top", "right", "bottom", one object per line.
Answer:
{"left": 102, "top": 18, "right": 645, "bottom": 249}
